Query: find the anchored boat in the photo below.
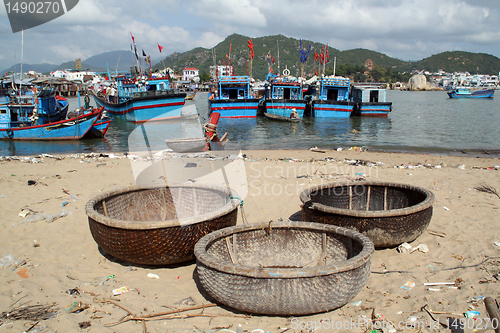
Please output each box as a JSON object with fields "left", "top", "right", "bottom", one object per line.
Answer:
{"left": 0, "top": 108, "right": 103, "bottom": 140}
{"left": 312, "top": 76, "right": 354, "bottom": 117}
{"left": 351, "top": 85, "right": 392, "bottom": 117}
{"left": 447, "top": 87, "right": 494, "bottom": 98}
{"left": 263, "top": 73, "right": 309, "bottom": 119}
{"left": 209, "top": 76, "right": 259, "bottom": 118}
{"left": 92, "top": 75, "right": 186, "bottom": 123}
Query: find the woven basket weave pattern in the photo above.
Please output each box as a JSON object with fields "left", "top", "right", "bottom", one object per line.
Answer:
{"left": 301, "top": 182, "right": 434, "bottom": 248}
{"left": 194, "top": 222, "right": 373, "bottom": 315}
{"left": 197, "top": 263, "right": 370, "bottom": 315}
{"left": 86, "top": 185, "right": 238, "bottom": 265}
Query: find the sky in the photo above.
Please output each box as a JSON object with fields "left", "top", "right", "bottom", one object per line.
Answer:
{"left": 1, "top": 0, "right": 500, "bottom": 72}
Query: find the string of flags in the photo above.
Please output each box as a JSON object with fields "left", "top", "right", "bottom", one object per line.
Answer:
{"left": 129, "top": 32, "right": 162, "bottom": 66}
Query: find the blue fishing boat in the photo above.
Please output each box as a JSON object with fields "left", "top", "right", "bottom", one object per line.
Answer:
{"left": 351, "top": 85, "right": 392, "bottom": 117}
{"left": 312, "top": 76, "right": 353, "bottom": 117}
{"left": 92, "top": 75, "right": 186, "bottom": 123}
{"left": 263, "top": 75, "right": 308, "bottom": 119}
{"left": 209, "top": 76, "right": 259, "bottom": 118}
{"left": 447, "top": 87, "right": 494, "bottom": 98}
{"left": 0, "top": 108, "right": 102, "bottom": 140}
{"left": 0, "top": 88, "right": 70, "bottom": 126}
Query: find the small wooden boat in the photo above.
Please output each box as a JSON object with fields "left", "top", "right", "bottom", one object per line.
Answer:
{"left": 86, "top": 114, "right": 112, "bottom": 138}
{"left": 164, "top": 112, "right": 227, "bottom": 152}
{"left": 0, "top": 108, "right": 103, "bottom": 140}
{"left": 447, "top": 87, "right": 494, "bottom": 98}
{"left": 185, "top": 90, "right": 197, "bottom": 100}
{"left": 264, "top": 112, "right": 301, "bottom": 123}
{"left": 164, "top": 137, "right": 207, "bottom": 152}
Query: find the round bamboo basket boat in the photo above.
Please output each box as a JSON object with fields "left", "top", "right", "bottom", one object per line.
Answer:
{"left": 300, "top": 181, "right": 435, "bottom": 248}
{"left": 85, "top": 184, "right": 239, "bottom": 265}
{"left": 194, "top": 221, "right": 374, "bottom": 315}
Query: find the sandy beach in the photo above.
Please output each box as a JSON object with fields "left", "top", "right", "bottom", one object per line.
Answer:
{"left": 0, "top": 149, "right": 499, "bottom": 333}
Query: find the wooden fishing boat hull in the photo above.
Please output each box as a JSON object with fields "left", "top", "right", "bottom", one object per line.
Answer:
{"left": 354, "top": 102, "right": 392, "bottom": 117}
{"left": 209, "top": 99, "right": 259, "bottom": 118}
{"left": 164, "top": 137, "right": 207, "bottom": 152}
{"left": 92, "top": 90, "right": 186, "bottom": 123}
{"left": 264, "top": 100, "right": 306, "bottom": 118}
{"left": 264, "top": 112, "right": 301, "bottom": 122}
{"left": 86, "top": 116, "right": 112, "bottom": 137}
{"left": 185, "top": 91, "right": 197, "bottom": 100}
{"left": 313, "top": 100, "right": 354, "bottom": 118}
{"left": 0, "top": 108, "right": 102, "bottom": 140}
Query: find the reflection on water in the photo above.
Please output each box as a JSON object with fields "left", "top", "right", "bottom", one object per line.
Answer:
{"left": 1, "top": 90, "right": 500, "bottom": 156}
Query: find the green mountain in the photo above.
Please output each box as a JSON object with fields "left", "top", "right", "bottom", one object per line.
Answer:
{"left": 152, "top": 33, "right": 500, "bottom": 80}
{"left": 398, "top": 51, "right": 500, "bottom": 75}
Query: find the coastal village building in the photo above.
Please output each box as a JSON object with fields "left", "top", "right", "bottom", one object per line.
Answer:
{"left": 209, "top": 65, "right": 234, "bottom": 80}
{"left": 182, "top": 67, "right": 199, "bottom": 83}
{"left": 50, "top": 70, "right": 97, "bottom": 83}
{"left": 50, "top": 70, "right": 68, "bottom": 79}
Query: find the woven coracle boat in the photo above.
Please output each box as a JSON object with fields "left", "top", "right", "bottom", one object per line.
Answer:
{"left": 194, "top": 221, "right": 374, "bottom": 315}
{"left": 85, "top": 184, "right": 239, "bottom": 265}
{"left": 300, "top": 182, "right": 435, "bottom": 248}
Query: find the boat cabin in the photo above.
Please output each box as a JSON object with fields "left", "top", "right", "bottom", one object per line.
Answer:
{"left": 268, "top": 81, "right": 302, "bottom": 100}
{"left": 216, "top": 76, "right": 252, "bottom": 99}
{"left": 351, "top": 86, "right": 387, "bottom": 103}
{"left": 0, "top": 89, "right": 63, "bottom": 128}
{"left": 317, "top": 76, "right": 350, "bottom": 101}
{"left": 116, "top": 75, "right": 171, "bottom": 102}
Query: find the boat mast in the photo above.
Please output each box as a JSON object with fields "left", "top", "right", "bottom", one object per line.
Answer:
{"left": 277, "top": 39, "right": 280, "bottom": 75}
{"left": 20, "top": 29, "right": 23, "bottom": 96}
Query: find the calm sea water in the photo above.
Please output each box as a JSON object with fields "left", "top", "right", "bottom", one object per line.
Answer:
{"left": 1, "top": 90, "right": 499, "bottom": 157}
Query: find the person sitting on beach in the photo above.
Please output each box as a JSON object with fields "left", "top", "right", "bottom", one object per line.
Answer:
{"left": 209, "top": 89, "right": 216, "bottom": 100}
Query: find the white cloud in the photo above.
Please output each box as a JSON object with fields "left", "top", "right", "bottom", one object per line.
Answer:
{"left": 1, "top": 0, "right": 500, "bottom": 71}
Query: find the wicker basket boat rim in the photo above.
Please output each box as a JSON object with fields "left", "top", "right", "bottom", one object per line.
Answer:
{"left": 194, "top": 221, "right": 374, "bottom": 279}
{"left": 85, "top": 184, "right": 240, "bottom": 230}
{"left": 300, "top": 181, "right": 435, "bottom": 218}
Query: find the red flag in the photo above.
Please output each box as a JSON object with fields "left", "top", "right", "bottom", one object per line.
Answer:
{"left": 130, "top": 32, "right": 135, "bottom": 43}
{"left": 158, "top": 44, "right": 163, "bottom": 53}
{"left": 230, "top": 43, "right": 232, "bottom": 52}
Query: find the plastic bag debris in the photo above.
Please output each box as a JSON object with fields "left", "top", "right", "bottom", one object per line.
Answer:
{"left": 0, "top": 254, "right": 23, "bottom": 268}
{"left": 398, "top": 242, "right": 429, "bottom": 254}
{"left": 21, "top": 209, "right": 71, "bottom": 224}
{"left": 401, "top": 281, "right": 415, "bottom": 290}
{"left": 113, "top": 286, "right": 130, "bottom": 295}
{"left": 175, "top": 296, "right": 196, "bottom": 306}
{"left": 397, "top": 242, "right": 413, "bottom": 254}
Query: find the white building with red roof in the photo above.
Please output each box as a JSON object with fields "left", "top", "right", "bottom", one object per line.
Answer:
{"left": 182, "top": 67, "right": 199, "bottom": 82}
